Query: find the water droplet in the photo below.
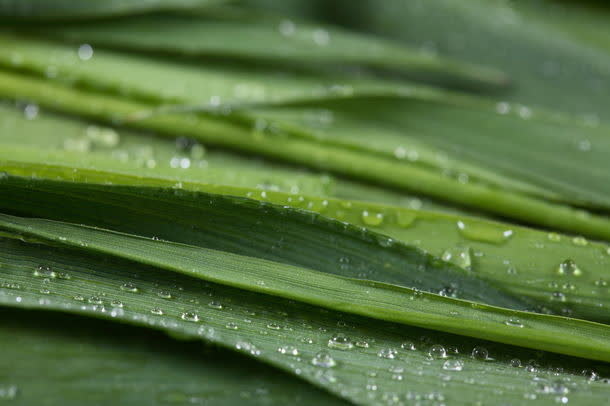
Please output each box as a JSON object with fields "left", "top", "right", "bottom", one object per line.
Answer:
{"left": 278, "top": 345, "right": 300, "bottom": 356}
{"left": 547, "top": 233, "right": 562, "bottom": 242}
{"left": 88, "top": 296, "right": 103, "bottom": 305}
{"left": 594, "top": 279, "right": 608, "bottom": 287}
{"left": 120, "top": 282, "right": 139, "bottom": 293}
{"left": 278, "top": 19, "right": 296, "bottom": 36}
{"left": 312, "top": 29, "right": 330, "bottom": 46}
{"left": 582, "top": 369, "right": 599, "bottom": 381}
{"left": 377, "top": 348, "right": 399, "bottom": 359}
{"left": 442, "top": 359, "right": 464, "bottom": 371}
{"left": 471, "top": 346, "right": 489, "bottom": 360}
{"left": 267, "top": 323, "right": 281, "bottom": 330}
{"left": 0, "top": 385, "right": 18, "bottom": 400}
{"left": 557, "top": 259, "right": 582, "bottom": 276}
{"left": 327, "top": 334, "right": 354, "bottom": 350}
{"left": 504, "top": 317, "right": 524, "bottom": 328}
{"left": 401, "top": 341, "right": 416, "bottom": 351}
{"left": 510, "top": 358, "right": 522, "bottom": 367}
{"left": 457, "top": 220, "right": 513, "bottom": 244}
{"left": 85, "top": 125, "right": 119, "bottom": 147}
{"left": 361, "top": 210, "right": 384, "bottom": 226}
{"left": 181, "top": 311, "right": 200, "bottom": 322}
{"left": 77, "top": 44, "right": 94, "bottom": 61}
{"left": 157, "top": 290, "right": 173, "bottom": 299}
{"left": 236, "top": 341, "right": 261, "bottom": 356}
{"left": 396, "top": 211, "right": 417, "bottom": 227}
{"left": 551, "top": 291, "right": 566, "bottom": 302}
{"left": 225, "top": 322, "right": 238, "bottom": 330}
{"left": 311, "top": 350, "right": 336, "bottom": 368}
{"left": 208, "top": 301, "right": 223, "bottom": 310}
{"left": 428, "top": 344, "right": 448, "bottom": 359}
{"left": 110, "top": 300, "right": 123, "bottom": 308}
{"left": 150, "top": 307, "right": 164, "bottom": 315}
{"left": 33, "top": 265, "right": 56, "bottom": 279}
{"left": 441, "top": 245, "right": 472, "bottom": 269}
{"left": 73, "top": 294, "right": 85, "bottom": 302}
{"left": 572, "top": 236, "right": 588, "bottom": 246}
{"left": 24, "top": 103, "right": 39, "bottom": 120}
{"left": 496, "top": 102, "right": 511, "bottom": 115}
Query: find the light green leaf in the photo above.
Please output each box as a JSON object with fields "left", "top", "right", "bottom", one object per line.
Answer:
{"left": 0, "top": 0, "right": 225, "bottom": 19}
{"left": 1, "top": 69, "right": 610, "bottom": 241}
{"left": 21, "top": 8, "right": 508, "bottom": 88}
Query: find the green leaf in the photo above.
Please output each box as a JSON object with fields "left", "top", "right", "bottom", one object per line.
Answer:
{"left": 0, "top": 0, "right": 225, "bottom": 19}
{"left": 20, "top": 8, "right": 508, "bottom": 88}
{"left": 2, "top": 155, "right": 610, "bottom": 323}
{"left": 1, "top": 237, "right": 610, "bottom": 405}
{"left": 2, "top": 68, "right": 610, "bottom": 241}
{"left": 324, "top": 0, "right": 610, "bottom": 122}
{"left": 0, "top": 308, "right": 345, "bottom": 405}
{"left": 0, "top": 34, "right": 421, "bottom": 106}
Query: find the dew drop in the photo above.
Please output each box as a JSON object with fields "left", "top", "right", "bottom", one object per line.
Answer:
{"left": 442, "top": 359, "right": 464, "bottom": 371}
{"left": 327, "top": 334, "right": 354, "bottom": 350}
{"left": 225, "top": 322, "right": 238, "bottom": 330}
{"left": 278, "top": 345, "right": 300, "bottom": 356}
{"left": 120, "top": 282, "right": 139, "bottom": 293}
{"left": 181, "top": 311, "right": 200, "bottom": 322}
{"left": 377, "top": 348, "right": 399, "bottom": 359}
{"left": 557, "top": 259, "right": 582, "bottom": 276}
{"left": 504, "top": 317, "right": 524, "bottom": 328}
{"left": 157, "top": 290, "right": 173, "bottom": 299}
{"left": 0, "top": 385, "right": 18, "bottom": 400}
{"left": 267, "top": 323, "right": 281, "bottom": 330}
{"left": 33, "top": 265, "right": 56, "bottom": 279}
{"left": 547, "top": 233, "right": 562, "bottom": 242}
{"left": 471, "top": 346, "right": 489, "bottom": 360}
{"left": 77, "top": 43, "right": 94, "bottom": 61}
{"left": 311, "top": 350, "right": 336, "bottom": 368}
{"left": 396, "top": 211, "right": 417, "bottom": 228}
{"left": 110, "top": 300, "right": 124, "bottom": 308}
{"left": 401, "top": 341, "right": 416, "bottom": 351}
{"left": 457, "top": 220, "right": 513, "bottom": 244}
{"left": 361, "top": 210, "right": 384, "bottom": 226}
{"left": 88, "top": 296, "right": 103, "bottom": 305}
{"left": 572, "top": 236, "right": 588, "bottom": 246}
{"left": 236, "top": 341, "right": 261, "bottom": 356}
{"left": 551, "top": 291, "right": 566, "bottom": 302}
{"left": 208, "top": 301, "right": 223, "bottom": 310}
{"left": 150, "top": 307, "right": 164, "bottom": 315}
{"left": 510, "top": 358, "right": 522, "bottom": 367}
{"left": 428, "top": 344, "right": 448, "bottom": 359}
{"left": 441, "top": 246, "right": 472, "bottom": 269}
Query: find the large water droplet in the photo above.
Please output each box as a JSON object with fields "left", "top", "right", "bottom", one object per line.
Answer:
{"left": 362, "top": 210, "right": 384, "bottom": 226}
{"left": 278, "top": 345, "right": 300, "bottom": 356}
{"left": 378, "top": 348, "right": 399, "bottom": 359}
{"left": 181, "top": 311, "right": 200, "bottom": 322}
{"left": 442, "top": 359, "right": 464, "bottom": 371}
{"left": 33, "top": 265, "right": 56, "bottom": 279}
{"left": 120, "top": 282, "right": 139, "bottom": 293}
{"left": 428, "top": 344, "right": 448, "bottom": 359}
{"left": 441, "top": 246, "right": 472, "bottom": 269}
{"left": 327, "top": 334, "right": 354, "bottom": 350}
{"left": 504, "top": 317, "right": 524, "bottom": 328}
{"left": 311, "top": 350, "right": 336, "bottom": 368}
{"left": 471, "top": 346, "right": 489, "bottom": 360}
{"left": 557, "top": 259, "right": 582, "bottom": 276}
{"left": 457, "top": 220, "right": 513, "bottom": 244}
